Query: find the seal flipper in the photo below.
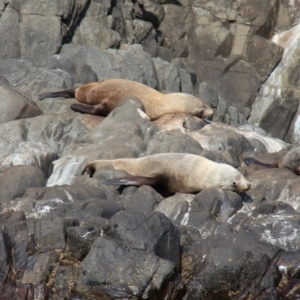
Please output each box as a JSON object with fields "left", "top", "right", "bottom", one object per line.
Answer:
{"left": 38, "top": 89, "right": 75, "bottom": 100}
{"left": 102, "top": 175, "right": 158, "bottom": 187}
{"left": 71, "top": 103, "right": 110, "bottom": 116}
{"left": 102, "top": 173, "right": 172, "bottom": 196}
{"left": 243, "top": 157, "right": 277, "bottom": 168}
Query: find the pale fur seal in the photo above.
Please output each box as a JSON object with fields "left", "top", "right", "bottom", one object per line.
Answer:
{"left": 81, "top": 153, "right": 251, "bottom": 195}
{"left": 38, "top": 79, "right": 214, "bottom": 120}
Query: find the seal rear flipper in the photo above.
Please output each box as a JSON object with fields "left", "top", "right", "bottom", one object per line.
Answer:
{"left": 71, "top": 103, "right": 110, "bottom": 116}
{"left": 243, "top": 157, "right": 276, "bottom": 168}
{"left": 102, "top": 175, "right": 158, "bottom": 187}
{"left": 38, "top": 89, "right": 75, "bottom": 100}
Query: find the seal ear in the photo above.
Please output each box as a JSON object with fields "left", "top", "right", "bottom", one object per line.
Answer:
{"left": 81, "top": 165, "right": 96, "bottom": 177}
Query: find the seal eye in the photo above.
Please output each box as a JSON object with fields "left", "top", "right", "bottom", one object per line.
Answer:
{"left": 233, "top": 181, "right": 237, "bottom": 187}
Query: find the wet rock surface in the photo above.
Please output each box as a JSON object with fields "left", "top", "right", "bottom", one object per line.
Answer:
{"left": 1, "top": 0, "right": 300, "bottom": 299}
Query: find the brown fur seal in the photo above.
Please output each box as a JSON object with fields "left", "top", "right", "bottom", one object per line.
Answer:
{"left": 81, "top": 153, "right": 251, "bottom": 195}
{"left": 38, "top": 79, "right": 214, "bottom": 120}
{"left": 244, "top": 145, "right": 300, "bottom": 175}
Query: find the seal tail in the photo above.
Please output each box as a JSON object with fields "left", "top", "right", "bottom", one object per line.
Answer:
{"left": 243, "top": 157, "right": 278, "bottom": 168}
{"left": 38, "top": 89, "right": 75, "bottom": 100}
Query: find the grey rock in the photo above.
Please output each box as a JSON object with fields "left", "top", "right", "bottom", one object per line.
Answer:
{"left": 0, "top": 59, "right": 73, "bottom": 100}
{"left": 199, "top": 146, "right": 240, "bottom": 168}
{"left": 141, "top": 27, "right": 159, "bottom": 56}
{"left": 20, "top": 15, "right": 62, "bottom": 64}
{"left": 72, "top": 16, "right": 121, "bottom": 50}
{"left": 153, "top": 57, "right": 181, "bottom": 92}
{"left": 120, "top": 185, "right": 163, "bottom": 213}
{"left": 198, "top": 81, "right": 219, "bottom": 109}
{"left": 26, "top": 217, "right": 77, "bottom": 252}
{"left": 76, "top": 236, "right": 179, "bottom": 299}
{"left": 47, "top": 98, "right": 150, "bottom": 186}
{"left": 182, "top": 229, "right": 281, "bottom": 299}
{"left": 145, "top": 130, "right": 203, "bottom": 155}
{"left": 259, "top": 91, "right": 299, "bottom": 140}
{"left": 0, "top": 165, "right": 46, "bottom": 205}
{"left": 132, "top": 19, "right": 153, "bottom": 43}
{"left": 179, "top": 68, "right": 194, "bottom": 94}
{"left": 60, "top": 44, "right": 122, "bottom": 80}
{"left": 0, "top": 8, "right": 20, "bottom": 59}
{"left": 194, "top": 188, "right": 243, "bottom": 223}
{"left": 245, "top": 35, "right": 283, "bottom": 81}
{"left": 108, "top": 44, "right": 158, "bottom": 87}
{"left": 21, "top": 250, "right": 59, "bottom": 285}
{"left": 38, "top": 54, "right": 98, "bottom": 85}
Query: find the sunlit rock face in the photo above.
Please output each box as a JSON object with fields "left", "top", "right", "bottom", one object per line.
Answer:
{"left": 249, "top": 23, "right": 300, "bottom": 142}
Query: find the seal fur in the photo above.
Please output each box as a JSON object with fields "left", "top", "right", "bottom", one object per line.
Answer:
{"left": 81, "top": 153, "right": 251, "bottom": 195}
{"left": 38, "top": 79, "right": 214, "bottom": 120}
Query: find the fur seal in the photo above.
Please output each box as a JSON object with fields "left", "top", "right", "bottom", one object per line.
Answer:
{"left": 153, "top": 113, "right": 208, "bottom": 132}
{"left": 244, "top": 145, "right": 300, "bottom": 175}
{"left": 81, "top": 153, "right": 251, "bottom": 195}
{"left": 38, "top": 79, "right": 214, "bottom": 120}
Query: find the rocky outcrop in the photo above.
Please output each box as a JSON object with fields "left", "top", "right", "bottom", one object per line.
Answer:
{"left": 1, "top": 0, "right": 300, "bottom": 299}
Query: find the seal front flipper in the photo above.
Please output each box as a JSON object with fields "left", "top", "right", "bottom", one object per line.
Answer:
{"left": 102, "top": 175, "right": 159, "bottom": 186}
{"left": 71, "top": 103, "right": 110, "bottom": 116}
{"left": 38, "top": 89, "right": 75, "bottom": 100}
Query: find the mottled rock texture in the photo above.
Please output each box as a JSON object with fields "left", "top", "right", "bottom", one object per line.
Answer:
{"left": 0, "top": 0, "right": 300, "bottom": 299}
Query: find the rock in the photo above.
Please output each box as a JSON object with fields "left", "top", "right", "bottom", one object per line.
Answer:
{"left": 0, "top": 165, "right": 46, "bottom": 205}
{"left": 199, "top": 147, "right": 240, "bottom": 168}
{"left": 198, "top": 81, "right": 219, "bottom": 109}
{"left": 138, "top": 0, "right": 165, "bottom": 27}
{"left": 120, "top": 185, "right": 163, "bottom": 213}
{"left": 0, "top": 142, "right": 57, "bottom": 176}
{"left": 158, "top": 1, "right": 282, "bottom": 116}
{"left": 76, "top": 212, "right": 183, "bottom": 297}
{"left": 182, "top": 229, "right": 282, "bottom": 299}
{"left": 72, "top": 1, "right": 121, "bottom": 50}
{"left": 52, "top": 265, "right": 77, "bottom": 299}
{"left": 179, "top": 68, "right": 194, "bottom": 94}
{"left": 66, "top": 225, "right": 103, "bottom": 260}
{"left": 153, "top": 57, "right": 181, "bottom": 92}
{"left": 38, "top": 54, "right": 98, "bottom": 85}
{"left": 0, "top": 0, "right": 300, "bottom": 298}
{"left": 249, "top": 24, "right": 300, "bottom": 142}
{"left": 21, "top": 251, "right": 59, "bottom": 285}
{"left": 0, "top": 59, "right": 73, "bottom": 99}
{"left": 145, "top": 130, "right": 203, "bottom": 155}
{"left": 20, "top": 15, "right": 62, "bottom": 64}
{"left": 75, "top": 236, "right": 183, "bottom": 299}
{"left": 245, "top": 34, "right": 283, "bottom": 81}
{"left": 60, "top": 44, "right": 122, "bottom": 80}
{"left": 0, "top": 8, "right": 20, "bottom": 59}
{"left": 47, "top": 97, "right": 150, "bottom": 186}
{"left": 188, "top": 122, "right": 287, "bottom": 156}
{"left": 132, "top": 19, "right": 153, "bottom": 43}
{"left": 108, "top": 44, "right": 158, "bottom": 86}
{"left": 26, "top": 216, "right": 77, "bottom": 252}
